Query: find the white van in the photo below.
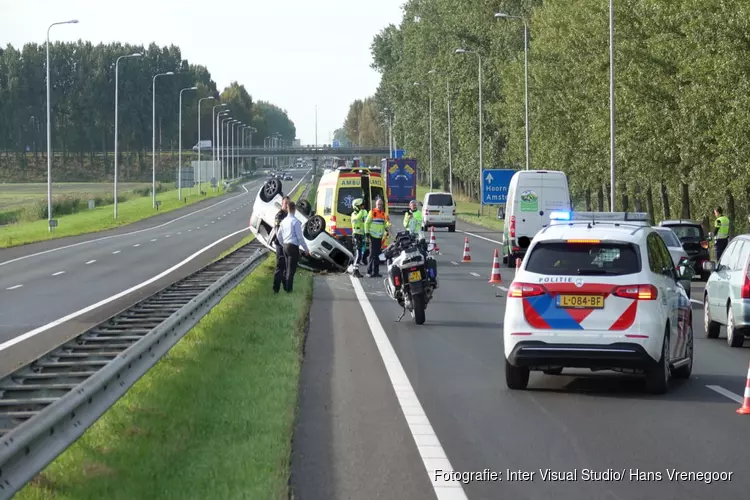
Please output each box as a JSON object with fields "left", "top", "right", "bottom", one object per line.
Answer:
{"left": 501, "top": 170, "right": 571, "bottom": 267}
{"left": 422, "top": 192, "right": 457, "bottom": 232}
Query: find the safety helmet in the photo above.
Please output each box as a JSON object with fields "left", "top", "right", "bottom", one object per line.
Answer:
{"left": 352, "top": 198, "right": 364, "bottom": 209}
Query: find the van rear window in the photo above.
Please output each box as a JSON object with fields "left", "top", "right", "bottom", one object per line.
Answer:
{"left": 427, "top": 194, "right": 453, "bottom": 206}
{"left": 526, "top": 242, "right": 641, "bottom": 276}
{"left": 337, "top": 187, "right": 363, "bottom": 216}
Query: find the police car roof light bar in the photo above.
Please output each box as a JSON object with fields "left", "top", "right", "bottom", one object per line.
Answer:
{"left": 550, "top": 211, "right": 649, "bottom": 225}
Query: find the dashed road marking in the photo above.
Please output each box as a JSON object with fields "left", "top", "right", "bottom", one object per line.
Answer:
{"left": 469, "top": 272, "right": 480, "bottom": 277}
{"left": 85, "top": 260, "right": 96, "bottom": 265}
{"left": 706, "top": 385, "right": 745, "bottom": 404}
{"left": 212, "top": 220, "right": 216, "bottom": 223}
{"left": 52, "top": 271, "right": 65, "bottom": 276}
{"left": 165, "top": 235, "right": 171, "bottom": 238}
{"left": 6, "top": 284, "right": 23, "bottom": 290}
{"left": 150, "top": 238, "right": 157, "bottom": 242}
{"left": 188, "top": 229, "right": 192, "bottom": 232}
{"left": 204, "top": 224, "right": 208, "bottom": 227}
{"left": 133, "top": 244, "right": 140, "bottom": 247}
{"left": 177, "top": 232, "right": 182, "bottom": 235}
{"left": 450, "top": 261, "right": 459, "bottom": 266}
{"left": 112, "top": 250, "right": 121, "bottom": 254}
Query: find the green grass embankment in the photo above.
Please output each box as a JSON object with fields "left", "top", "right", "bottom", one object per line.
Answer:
{"left": 17, "top": 257, "right": 313, "bottom": 500}
{"left": 417, "top": 184, "right": 505, "bottom": 232}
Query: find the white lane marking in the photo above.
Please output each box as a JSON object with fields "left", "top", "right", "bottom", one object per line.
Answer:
{"left": 212, "top": 221, "right": 216, "bottom": 223}
{"left": 133, "top": 244, "right": 140, "bottom": 247}
{"left": 469, "top": 272, "right": 480, "bottom": 277}
{"left": 52, "top": 271, "right": 65, "bottom": 276}
{"left": 188, "top": 229, "right": 192, "bottom": 232}
{"left": 6, "top": 284, "right": 23, "bottom": 290}
{"left": 165, "top": 235, "right": 171, "bottom": 238}
{"left": 350, "top": 276, "right": 469, "bottom": 499}
{"left": 496, "top": 285, "right": 509, "bottom": 291}
{"left": 150, "top": 238, "right": 157, "bottom": 242}
{"left": 458, "top": 230, "right": 502, "bottom": 245}
{"left": 0, "top": 179, "right": 264, "bottom": 268}
{"left": 85, "top": 260, "right": 96, "bottom": 265}
{"left": 112, "top": 250, "right": 121, "bottom": 254}
{"left": 204, "top": 224, "right": 208, "bottom": 227}
{"left": 450, "top": 261, "right": 459, "bottom": 266}
{"left": 706, "top": 385, "right": 745, "bottom": 404}
{"left": 0, "top": 227, "right": 252, "bottom": 353}
{"left": 177, "top": 232, "right": 182, "bottom": 235}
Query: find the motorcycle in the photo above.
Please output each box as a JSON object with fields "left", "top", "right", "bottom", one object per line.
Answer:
{"left": 382, "top": 230, "right": 439, "bottom": 325}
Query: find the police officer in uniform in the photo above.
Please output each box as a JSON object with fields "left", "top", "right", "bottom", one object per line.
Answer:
{"left": 713, "top": 206, "right": 730, "bottom": 262}
{"left": 350, "top": 198, "right": 367, "bottom": 277}
{"left": 365, "top": 198, "right": 391, "bottom": 278}
{"left": 272, "top": 196, "right": 290, "bottom": 293}
{"left": 403, "top": 199, "right": 423, "bottom": 235}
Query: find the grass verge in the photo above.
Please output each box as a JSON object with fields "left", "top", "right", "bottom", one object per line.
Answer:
{"left": 16, "top": 256, "right": 313, "bottom": 500}
{"left": 417, "top": 184, "right": 505, "bottom": 233}
{"left": 0, "top": 185, "right": 225, "bottom": 249}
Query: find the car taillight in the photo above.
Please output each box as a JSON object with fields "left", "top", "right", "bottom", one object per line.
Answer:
{"left": 613, "top": 284, "right": 658, "bottom": 300}
{"left": 700, "top": 240, "right": 709, "bottom": 249}
{"left": 742, "top": 257, "right": 750, "bottom": 299}
{"left": 510, "top": 216, "right": 516, "bottom": 238}
{"left": 394, "top": 275, "right": 401, "bottom": 286}
{"left": 508, "top": 282, "right": 546, "bottom": 298}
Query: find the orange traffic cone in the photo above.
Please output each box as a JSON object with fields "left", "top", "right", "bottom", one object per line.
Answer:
{"left": 489, "top": 249, "right": 503, "bottom": 284}
{"left": 429, "top": 227, "right": 440, "bottom": 252}
{"left": 737, "top": 361, "right": 750, "bottom": 415}
{"left": 461, "top": 236, "right": 472, "bottom": 262}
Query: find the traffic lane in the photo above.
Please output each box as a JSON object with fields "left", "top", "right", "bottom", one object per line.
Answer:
{"left": 0, "top": 229, "right": 253, "bottom": 378}
{"left": 0, "top": 199, "right": 257, "bottom": 343}
{"left": 0, "top": 178, "right": 262, "bottom": 265}
{"left": 290, "top": 276, "right": 437, "bottom": 500}
{"left": 360, "top": 229, "right": 748, "bottom": 499}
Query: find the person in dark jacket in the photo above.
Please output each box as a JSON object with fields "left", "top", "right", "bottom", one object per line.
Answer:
{"left": 272, "top": 196, "right": 290, "bottom": 293}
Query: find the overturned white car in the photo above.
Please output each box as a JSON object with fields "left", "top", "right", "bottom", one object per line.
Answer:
{"left": 248, "top": 178, "right": 355, "bottom": 272}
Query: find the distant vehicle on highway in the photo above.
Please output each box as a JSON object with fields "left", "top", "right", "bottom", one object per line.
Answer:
{"left": 192, "top": 140, "right": 212, "bottom": 152}
{"left": 659, "top": 219, "right": 710, "bottom": 281}
{"left": 702, "top": 233, "right": 750, "bottom": 348}
{"left": 381, "top": 158, "right": 418, "bottom": 213}
{"left": 248, "top": 178, "right": 354, "bottom": 272}
{"left": 502, "top": 170, "right": 571, "bottom": 268}
{"left": 503, "top": 211, "right": 695, "bottom": 394}
{"left": 284, "top": 174, "right": 293, "bottom": 180}
{"left": 422, "top": 192, "right": 456, "bottom": 232}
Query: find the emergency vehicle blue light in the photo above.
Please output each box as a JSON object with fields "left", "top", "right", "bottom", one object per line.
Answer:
{"left": 549, "top": 211, "right": 571, "bottom": 221}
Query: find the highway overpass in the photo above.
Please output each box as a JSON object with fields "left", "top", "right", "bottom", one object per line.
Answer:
{"left": 228, "top": 146, "right": 392, "bottom": 158}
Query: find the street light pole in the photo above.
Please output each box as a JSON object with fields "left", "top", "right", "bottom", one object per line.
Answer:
{"left": 495, "top": 13, "right": 530, "bottom": 171}
{"left": 152, "top": 71, "right": 174, "bottom": 208}
{"left": 114, "top": 52, "right": 141, "bottom": 219}
{"left": 455, "top": 49, "right": 484, "bottom": 212}
{"left": 197, "top": 96, "right": 214, "bottom": 195}
{"left": 609, "top": 0, "right": 616, "bottom": 211}
{"left": 221, "top": 116, "right": 231, "bottom": 181}
{"left": 212, "top": 104, "right": 227, "bottom": 191}
{"left": 178, "top": 86, "right": 197, "bottom": 201}
{"left": 46, "top": 19, "right": 79, "bottom": 231}
{"left": 447, "top": 79, "right": 453, "bottom": 193}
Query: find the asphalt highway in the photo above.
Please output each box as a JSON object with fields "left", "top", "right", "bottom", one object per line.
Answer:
{"left": 0, "top": 171, "right": 309, "bottom": 374}
{"left": 293, "top": 219, "right": 750, "bottom": 500}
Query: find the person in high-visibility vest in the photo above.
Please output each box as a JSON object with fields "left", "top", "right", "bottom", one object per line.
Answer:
{"left": 403, "top": 199, "right": 423, "bottom": 235}
{"left": 350, "top": 198, "right": 367, "bottom": 268}
{"left": 365, "top": 198, "right": 391, "bottom": 278}
{"left": 714, "top": 206, "right": 730, "bottom": 262}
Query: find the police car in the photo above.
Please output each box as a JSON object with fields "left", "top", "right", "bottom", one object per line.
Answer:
{"left": 503, "top": 211, "right": 695, "bottom": 394}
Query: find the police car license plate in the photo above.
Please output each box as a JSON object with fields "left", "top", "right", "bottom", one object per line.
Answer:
{"left": 557, "top": 295, "right": 604, "bottom": 309}
{"left": 408, "top": 270, "right": 422, "bottom": 282}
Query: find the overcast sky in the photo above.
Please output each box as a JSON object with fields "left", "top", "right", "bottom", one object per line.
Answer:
{"left": 0, "top": 0, "right": 405, "bottom": 145}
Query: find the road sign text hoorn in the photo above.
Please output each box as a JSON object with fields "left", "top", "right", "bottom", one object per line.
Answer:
{"left": 482, "top": 169, "right": 516, "bottom": 204}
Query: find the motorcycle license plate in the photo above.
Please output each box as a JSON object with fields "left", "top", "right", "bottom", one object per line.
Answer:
{"left": 408, "top": 270, "right": 421, "bottom": 282}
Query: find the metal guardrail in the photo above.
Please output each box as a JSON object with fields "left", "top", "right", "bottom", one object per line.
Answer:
{"left": 0, "top": 240, "right": 268, "bottom": 499}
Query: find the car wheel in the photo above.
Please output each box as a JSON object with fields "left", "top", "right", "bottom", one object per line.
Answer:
{"left": 505, "top": 359, "right": 530, "bottom": 390}
{"left": 297, "top": 199, "right": 312, "bottom": 217}
{"left": 543, "top": 367, "right": 563, "bottom": 375}
{"left": 304, "top": 215, "right": 326, "bottom": 239}
{"left": 645, "top": 330, "right": 670, "bottom": 394}
{"left": 448, "top": 224, "right": 456, "bottom": 232}
{"left": 672, "top": 323, "right": 693, "bottom": 379}
{"left": 704, "top": 295, "right": 720, "bottom": 339}
{"left": 727, "top": 305, "right": 745, "bottom": 348}
{"left": 260, "top": 179, "right": 282, "bottom": 202}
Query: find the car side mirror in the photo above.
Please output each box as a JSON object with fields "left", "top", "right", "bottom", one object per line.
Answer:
{"left": 702, "top": 260, "right": 716, "bottom": 273}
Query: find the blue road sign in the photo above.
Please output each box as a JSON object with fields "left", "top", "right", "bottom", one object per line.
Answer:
{"left": 482, "top": 169, "right": 516, "bottom": 204}
{"left": 332, "top": 139, "right": 341, "bottom": 148}
{"left": 394, "top": 149, "right": 405, "bottom": 158}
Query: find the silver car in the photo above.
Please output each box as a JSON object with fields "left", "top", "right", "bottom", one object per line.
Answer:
{"left": 653, "top": 227, "right": 689, "bottom": 269}
{"left": 703, "top": 234, "right": 750, "bottom": 347}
